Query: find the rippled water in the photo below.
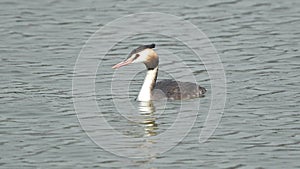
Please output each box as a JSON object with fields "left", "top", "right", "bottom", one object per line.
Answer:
{"left": 1, "top": 0, "right": 300, "bottom": 168}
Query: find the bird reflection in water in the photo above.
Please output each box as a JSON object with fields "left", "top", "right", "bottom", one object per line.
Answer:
{"left": 138, "top": 101, "right": 158, "bottom": 137}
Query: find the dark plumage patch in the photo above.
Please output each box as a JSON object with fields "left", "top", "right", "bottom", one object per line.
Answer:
{"left": 128, "top": 43, "right": 155, "bottom": 57}
{"left": 153, "top": 79, "right": 206, "bottom": 100}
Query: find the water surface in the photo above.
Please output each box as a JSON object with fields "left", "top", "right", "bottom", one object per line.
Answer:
{"left": 1, "top": 0, "right": 299, "bottom": 168}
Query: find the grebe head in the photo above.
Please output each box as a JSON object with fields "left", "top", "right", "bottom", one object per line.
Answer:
{"left": 112, "top": 43, "right": 158, "bottom": 69}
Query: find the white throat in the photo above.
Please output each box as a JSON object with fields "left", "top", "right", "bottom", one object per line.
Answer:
{"left": 137, "top": 67, "right": 158, "bottom": 101}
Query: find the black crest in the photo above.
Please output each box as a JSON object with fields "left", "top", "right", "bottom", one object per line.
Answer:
{"left": 128, "top": 43, "right": 155, "bottom": 57}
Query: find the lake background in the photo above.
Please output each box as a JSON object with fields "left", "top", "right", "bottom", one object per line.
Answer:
{"left": 1, "top": 0, "right": 299, "bottom": 168}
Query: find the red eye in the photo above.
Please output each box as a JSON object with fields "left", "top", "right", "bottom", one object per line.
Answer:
{"left": 134, "top": 54, "right": 140, "bottom": 60}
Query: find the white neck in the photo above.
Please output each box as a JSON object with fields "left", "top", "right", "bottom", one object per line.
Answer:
{"left": 137, "top": 67, "right": 158, "bottom": 101}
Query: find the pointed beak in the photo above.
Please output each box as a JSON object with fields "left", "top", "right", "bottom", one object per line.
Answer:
{"left": 112, "top": 58, "right": 134, "bottom": 69}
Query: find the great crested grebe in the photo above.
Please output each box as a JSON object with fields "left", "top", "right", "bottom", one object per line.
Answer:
{"left": 112, "top": 44, "right": 206, "bottom": 101}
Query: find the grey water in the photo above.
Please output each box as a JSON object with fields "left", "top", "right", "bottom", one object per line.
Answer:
{"left": 1, "top": 0, "right": 300, "bottom": 168}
